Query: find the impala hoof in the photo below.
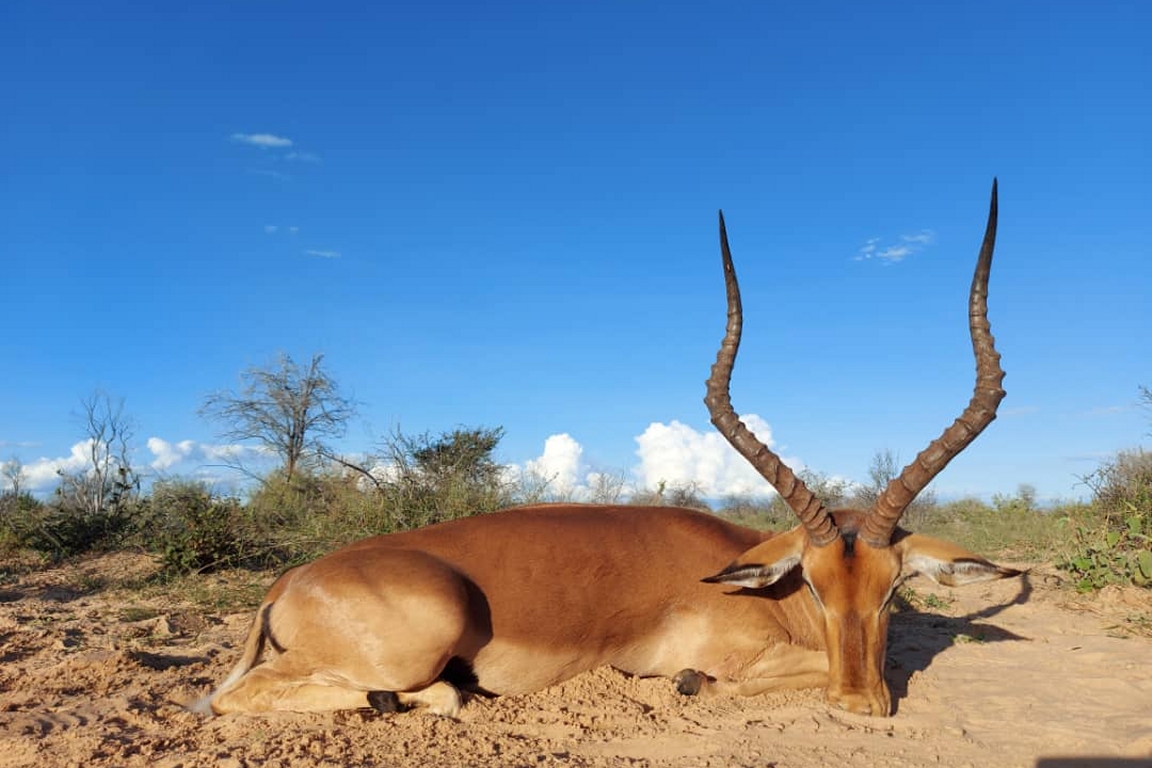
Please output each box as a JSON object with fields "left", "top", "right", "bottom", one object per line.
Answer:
{"left": 368, "top": 690, "right": 409, "bottom": 714}
{"left": 673, "top": 669, "right": 708, "bottom": 696}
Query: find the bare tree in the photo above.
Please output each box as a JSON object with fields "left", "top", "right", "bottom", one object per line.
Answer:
{"left": 854, "top": 448, "right": 900, "bottom": 509}
{"left": 852, "top": 448, "right": 937, "bottom": 529}
{"left": 629, "top": 480, "right": 711, "bottom": 511}
{"left": 1, "top": 457, "right": 24, "bottom": 497}
{"left": 586, "top": 470, "right": 629, "bottom": 504}
{"left": 201, "top": 353, "right": 357, "bottom": 485}
{"left": 1, "top": 457, "right": 25, "bottom": 518}
{"left": 1140, "top": 384, "right": 1152, "bottom": 436}
{"left": 55, "top": 391, "right": 140, "bottom": 517}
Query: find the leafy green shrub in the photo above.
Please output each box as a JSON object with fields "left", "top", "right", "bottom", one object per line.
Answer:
{"left": 237, "top": 428, "right": 513, "bottom": 566}
{"left": 1058, "top": 450, "right": 1152, "bottom": 590}
{"left": 145, "top": 479, "right": 247, "bottom": 574}
{"left": 245, "top": 469, "right": 395, "bottom": 563}
{"left": 372, "top": 427, "right": 514, "bottom": 531}
{"left": 8, "top": 494, "right": 139, "bottom": 559}
{"left": 0, "top": 491, "right": 45, "bottom": 554}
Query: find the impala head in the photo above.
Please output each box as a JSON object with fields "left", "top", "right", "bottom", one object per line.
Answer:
{"left": 702, "top": 180, "right": 1021, "bottom": 716}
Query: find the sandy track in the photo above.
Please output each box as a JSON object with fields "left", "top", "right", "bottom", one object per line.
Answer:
{"left": 1, "top": 553, "right": 1149, "bottom": 768}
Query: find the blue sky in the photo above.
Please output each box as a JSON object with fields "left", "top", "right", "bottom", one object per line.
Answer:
{"left": 2, "top": 0, "right": 1149, "bottom": 504}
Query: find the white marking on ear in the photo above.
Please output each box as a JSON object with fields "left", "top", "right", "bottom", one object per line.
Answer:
{"left": 905, "top": 554, "right": 1020, "bottom": 587}
{"left": 704, "top": 554, "right": 801, "bottom": 589}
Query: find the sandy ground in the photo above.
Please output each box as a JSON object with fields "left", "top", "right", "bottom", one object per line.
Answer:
{"left": 1, "top": 552, "right": 1150, "bottom": 768}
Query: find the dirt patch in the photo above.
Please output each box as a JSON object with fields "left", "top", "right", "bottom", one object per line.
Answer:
{"left": 1, "top": 553, "right": 1149, "bottom": 767}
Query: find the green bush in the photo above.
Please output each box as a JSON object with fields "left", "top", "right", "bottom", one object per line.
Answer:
{"left": 372, "top": 427, "right": 514, "bottom": 531}
{"left": 0, "top": 491, "right": 45, "bottom": 554}
{"left": 6, "top": 494, "right": 139, "bottom": 559}
{"left": 1058, "top": 450, "right": 1152, "bottom": 590}
{"left": 144, "top": 479, "right": 247, "bottom": 574}
{"left": 245, "top": 470, "right": 395, "bottom": 564}
{"left": 211, "top": 427, "right": 515, "bottom": 569}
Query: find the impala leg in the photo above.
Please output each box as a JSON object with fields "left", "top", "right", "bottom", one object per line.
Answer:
{"left": 396, "top": 681, "right": 462, "bottom": 717}
{"left": 674, "top": 644, "right": 829, "bottom": 699}
{"left": 211, "top": 656, "right": 372, "bottom": 714}
{"left": 369, "top": 681, "right": 462, "bottom": 717}
{"left": 213, "top": 655, "right": 463, "bottom": 717}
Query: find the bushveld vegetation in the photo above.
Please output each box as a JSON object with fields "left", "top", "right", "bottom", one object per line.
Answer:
{"left": 1, "top": 360, "right": 1148, "bottom": 596}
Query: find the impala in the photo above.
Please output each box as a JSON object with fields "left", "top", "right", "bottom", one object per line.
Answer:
{"left": 196, "top": 180, "right": 1020, "bottom": 719}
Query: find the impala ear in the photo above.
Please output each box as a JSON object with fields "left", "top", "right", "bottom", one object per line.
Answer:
{"left": 896, "top": 533, "right": 1024, "bottom": 587}
{"left": 702, "top": 528, "right": 805, "bottom": 588}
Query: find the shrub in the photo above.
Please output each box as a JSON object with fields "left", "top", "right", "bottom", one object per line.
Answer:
{"left": 9, "top": 493, "right": 140, "bottom": 559}
{"left": 371, "top": 427, "right": 515, "bottom": 531}
{"left": 0, "top": 491, "right": 46, "bottom": 555}
{"left": 1058, "top": 450, "right": 1152, "bottom": 590}
{"left": 245, "top": 469, "right": 395, "bottom": 563}
{"left": 715, "top": 493, "right": 791, "bottom": 531}
{"left": 914, "top": 490, "right": 1063, "bottom": 558}
{"left": 145, "top": 479, "right": 247, "bottom": 574}
{"left": 629, "top": 481, "right": 711, "bottom": 512}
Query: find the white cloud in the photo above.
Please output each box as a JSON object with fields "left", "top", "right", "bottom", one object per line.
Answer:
{"left": 14, "top": 438, "right": 272, "bottom": 490}
{"left": 634, "top": 416, "right": 787, "bottom": 498}
{"left": 505, "top": 420, "right": 800, "bottom": 503}
{"left": 17, "top": 441, "right": 99, "bottom": 491}
{"left": 144, "top": 439, "right": 274, "bottom": 490}
{"left": 876, "top": 245, "right": 914, "bottom": 262}
{"left": 523, "top": 434, "right": 584, "bottom": 495}
{"left": 285, "top": 151, "right": 321, "bottom": 163}
{"left": 506, "top": 433, "right": 625, "bottom": 501}
{"left": 288, "top": 226, "right": 299, "bottom": 235}
{"left": 147, "top": 437, "right": 196, "bottom": 471}
{"left": 855, "top": 229, "right": 936, "bottom": 264}
{"left": 146, "top": 438, "right": 264, "bottom": 469}
{"left": 12, "top": 438, "right": 223, "bottom": 492}
{"left": 198, "top": 442, "right": 269, "bottom": 463}
{"left": 230, "top": 132, "right": 293, "bottom": 148}
{"left": 264, "top": 225, "right": 278, "bottom": 234}
{"left": 305, "top": 249, "right": 340, "bottom": 259}
{"left": 901, "top": 229, "right": 936, "bottom": 245}
{"left": 856, "top": 238, "right": 879, "bottom": 259}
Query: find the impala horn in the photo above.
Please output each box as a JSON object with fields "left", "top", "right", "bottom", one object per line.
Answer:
{"left": 860, "top": 179, "right": 1005, "bottom": 547}
{"left": 704, "top": 211, "right": 839, "bottom": 547}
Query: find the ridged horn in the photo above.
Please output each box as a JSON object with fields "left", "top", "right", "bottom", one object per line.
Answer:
{"left": 861, "top": 179, "right": 1006, "bottom": 547}
{"left": 704, "top": 211, "right": 839, "bottom": 547}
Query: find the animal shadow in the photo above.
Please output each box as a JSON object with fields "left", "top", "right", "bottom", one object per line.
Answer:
{"left": 885, "top": 572, "right": 1033, "bottom": 714}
